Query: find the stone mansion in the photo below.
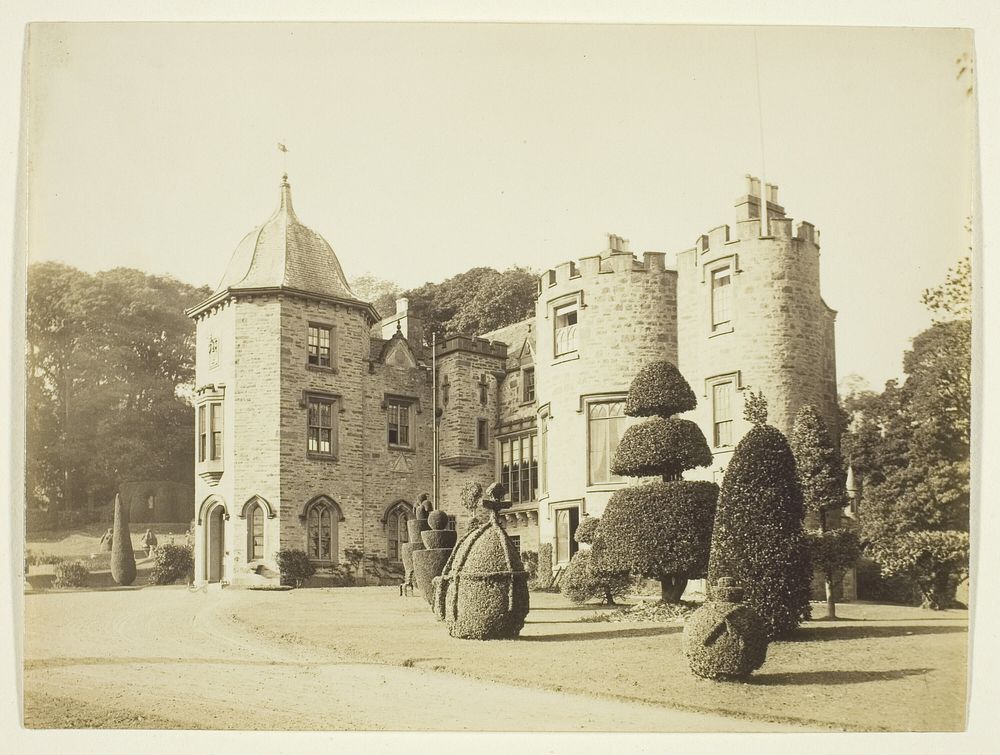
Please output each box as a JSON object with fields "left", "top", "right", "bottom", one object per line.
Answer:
{"left": 187, "top": 174, "right": 840, "bottom": 587}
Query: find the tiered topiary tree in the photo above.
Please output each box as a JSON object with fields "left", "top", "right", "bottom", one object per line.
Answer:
{"left": 412, "top": 509, "right": 458, "bottom": 605}
{"left": 595, "top": 360, "right": 718, "bottom": 603}
{"left": 110, "top": 492, "right": 137, "bottom": 586}
{"left": 560, "top": 516, "right": 632, "bottom": 605}
{"left": 708, "top": 393, "right": 812, "bottom": 638}
{"left": 791, "top": 404, "right": 861, "bottom": 619}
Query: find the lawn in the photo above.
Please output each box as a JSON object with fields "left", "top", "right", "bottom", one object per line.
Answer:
{"left": 228, "top": 587, "right": 967, "bottom": 732}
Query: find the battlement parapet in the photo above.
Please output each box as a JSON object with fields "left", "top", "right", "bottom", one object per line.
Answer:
{"left": 435, "top": 334, "right": 507, "bottom": 360}
{"left": 538, "top": 237, "right": 672, "bottom": 292}
{"left": 696, "top": 216, "right": 820, "bottom": 255}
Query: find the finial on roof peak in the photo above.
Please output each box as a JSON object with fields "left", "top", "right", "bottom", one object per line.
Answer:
{"left": 279, "top": 174, "right": 294, "bottom": 216}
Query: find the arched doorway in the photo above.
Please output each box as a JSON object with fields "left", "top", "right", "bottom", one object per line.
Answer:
{"left": 206, "top": 503, "right": 227, "bottom": 582}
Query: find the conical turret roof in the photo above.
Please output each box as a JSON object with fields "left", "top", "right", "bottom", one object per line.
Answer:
{"left": 214, "top": 175, "right": 355, "bottom": 300}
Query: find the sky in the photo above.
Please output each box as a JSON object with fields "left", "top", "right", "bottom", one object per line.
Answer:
{"left": 24, "top": 22, "right": 975, "bottom": 392}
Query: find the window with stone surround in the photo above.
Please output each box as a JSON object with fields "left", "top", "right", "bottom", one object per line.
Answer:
{"left": 307, "top": 395, "right": 337, "bottom": 457}
{"left": 522, "top": 367, "right": 535, "bottom": 403}
{"left": 498, "top": 433, "right": 538, "bottom": 503}
{"left": 307, "top": 323, "right": 334, "bottom": 368}
{"left": 387, "top": 399, "right": 412, "bottom": 448}
{"left": 712, "top": 381, "right": 735, "bottom": 448}
{"left": 306, "top": 502, "right": 337, "bottom": 562}
{"left": 198, "top": 400, "right": 224, "bottom": 462}
{"left": 476, "top": 418, "right": 489, "bottom": 450}
{"left": 385, "top": 503, "right": 409, "bottom": 562}
{"left": 509, "top": 534, "right": 521, "bottom": 552}
{"left": 554, "top": 506, "right": 580, "bottom": 564}
{"left": 539, "top": 411, "right": 550, "bottom": 495}
{"left": 711, "top": 266, "right": 733, "bottom": 332}
{"left": 553, "top": 302, "right": 579, "bottom": 356}
{"left": 588, "top": 399, "right": 627, "bottom": 485}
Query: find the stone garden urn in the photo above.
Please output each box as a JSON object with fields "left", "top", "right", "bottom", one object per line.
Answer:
{"left": 682, "top": 576, "right": 769, "bottom": 680}
{"left": 436, "top": 483, "right": 529, "bottom": 640}
{"left": 412, "top": 509, "right": 457, "bottom": 605}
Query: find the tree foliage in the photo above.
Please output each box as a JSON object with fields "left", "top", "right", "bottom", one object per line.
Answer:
{"left": 921, "top": 257, "right": 971, "bottom": 321}
{"left": 596, "top": 361, "right": 718, "bottom": 603}
{"left": 349, "top": 273, "right": 401, "bottom": 319}
{"left": 708, "top": 424, "right": 812, "bottom": 638}
{"left": 402, "top": 266, "right": 537, "bottom": 341}
{"left": 26, "top": 263, "right": 210, "bottom": 513}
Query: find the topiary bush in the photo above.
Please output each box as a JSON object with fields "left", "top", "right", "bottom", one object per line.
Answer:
{"left": 413, "top": 509, "right": 459, "bottom": 605}
{"left": 708, "top": 423, "right": 812, "bottom": 638}
{"left": 611, "top": 418, "right": 713, "bottom": 479}
{"left": 149, "top": 543, "right": 194, "bottom": 585}
{"left": 533, "top": 543, "right": 554, "bottom": 589}
{"left": 520, "top": 550, "right": 538, "bottom": 582}
{"left": 595, "top": 360, "right": 718, "bottom": 603}
{"left": 276, "top": 548, "right": 316, "bottom": 587}
{"left": 560, "top": 549, "right": 633, "bottom": 605}
{"left": 682, "top": 577, "right": 768, "bottom": 680}
{"left": 573, "top": 516, "right": 600, "bottom": 546}
{"left": 53, "top": 561, "right": 90, "bottom": 589}
{"left": 110, "top": 493, "right": 137, "bottom": 586}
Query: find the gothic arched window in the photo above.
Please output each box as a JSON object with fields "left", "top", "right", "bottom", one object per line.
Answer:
{"left": 386, "top": 505, "right": 410, "bottom": 562}
{"left": 247, "top": 504, "right": 265, "bottom": 561}
{"left": 307, "top": 502, "right": 338, "bottom": 561}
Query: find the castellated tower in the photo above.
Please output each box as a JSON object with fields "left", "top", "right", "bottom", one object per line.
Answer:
{"left": 675, "top": 176, "right": 839, "bottom": 480}
{"left": 534, "top": 236, "right": 678, "bottom": 566}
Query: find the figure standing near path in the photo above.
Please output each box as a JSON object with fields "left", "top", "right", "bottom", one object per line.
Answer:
{"left": 99, "top": 528, "right": 113, "bottom": 552}
{"left": 142, "top": 528, "right": 158, "bottom": 559}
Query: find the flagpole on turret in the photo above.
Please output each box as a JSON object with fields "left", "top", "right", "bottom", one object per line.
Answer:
{"left": 432, "top": 331, "right": 439, "bottom": 509}
{"left": 752, "top": 29, "right": 769, "bottom": 238}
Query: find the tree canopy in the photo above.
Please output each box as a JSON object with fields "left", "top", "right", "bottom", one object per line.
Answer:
{"left": 26, "top": 262, "right": 210, "bottom": 513}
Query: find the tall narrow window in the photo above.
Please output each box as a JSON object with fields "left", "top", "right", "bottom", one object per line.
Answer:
{"left": 588, "top": 400, "right": 626, "bottom": 485}
{"left": 387, "top": 400, "right": 411, "bottom": 447}
{"left": 540, "top": 415, "right": 549, "bottom": 495}
{"left": 386, "top": 506, "right": 408, "bottom": 562}
{"left": 554, "top": 507, "right": 580, "bottom": 564}
{"left": 210, "top": 402, "right": 223, "bottom": 460}
{"left": 248, "top": 505, "right": 264, "bottom": 561}
{"left": 476, "top": 418, "right": 489, "bottom": 450}
{"left": 554, "top": 303, "right": 579, "bottom": 356}
{"left": 712, "top": 382, "right": 734, "bottom": 447}
{"left": 307, "top": 397, "right": 335, "bottom": 456}
{"left": 307, "top": 503, "right": 336, "bottom": 561}
{"left": 198, "top": 405, "right": 207, "bottom": 462}
{"left": 479, "top": 376, "right": 488, "bottom": 405}
{"left": 499, "top": 434, "right": 538, "bottom": 503}
{"left": 711, "top": 268, "right": 733, "bottom": 331}
{"left": 307, "top": 324, "right": 333, "bottom": 367}
{"left": 522, "top": 368, "right": 535, "bottom": 403}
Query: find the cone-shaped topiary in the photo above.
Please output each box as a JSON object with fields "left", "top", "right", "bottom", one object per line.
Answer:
{"left": 708, "top": 423, "right": 812, "bottom": 638}
{"left": 682, "top": 577, "right": 768, "bottom": 680}
{"left": 595, "top": 360, "right": 718, "bottom": 603}
{"left": 110, "top": 492, "right": 137, "bottom": 586}
{"left": 438, "top": 483, "right": 530, "bottom": 639}
{"left": 611, "top": 417, "right": 713, "bottom": 479}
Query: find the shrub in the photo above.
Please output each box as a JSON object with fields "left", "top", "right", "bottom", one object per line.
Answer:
{"left": 520, "top": 550, "right": 538, "bottom": 581}
{"left": 867, "top": 530, "right": 969, "bottom": 609}
{"left": 573, "top": 516, "right": 600, "bottom": 545}
{"left": 276, "top": 548, "right": 316, "bottom": 587}
{"left": 623, "top": 360, "right": 697, "bottom": 418}
{"left": 708, "top": 424, "right": 812, "bottom": 638}
{"left": 560, "top": 550, "right": 632, "bottom": 605}
{"left": 597, "top": 480, "right": 717, "bottom": 602}
{"left": 26, "top": 551, "right": 64, "bottom": 566}
{"left": 533, "top": 543, "right": 554, "bottom": 588}
{"left": 110, "top": 493, "right": 137, "bottom": 586}
{"left": 597, "top": 360, "right": 718, "bottom": 603}
{"left": 682, "top": 577, "right": 768, "bottom": 680}
{"left": 149, "top": 543, "right": 194, "bottom": 585}
{"left": 611, "top": 417, "right": 713, "bottom": 479}
{"left": 53, "top": 561, "right": 89, "bottom": 589}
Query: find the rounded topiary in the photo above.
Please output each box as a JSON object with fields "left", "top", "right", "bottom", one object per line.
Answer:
{"left": 110, "top": 493, "right": 137, "bottom": 586}
{"left": 682, "top": 577, "right": 768, "bottom": 680}
{"left": 623, "top": 360, "right": 697, "bottom": 418}
{"left": 422, "top": 529, "right": 458, "bottom": 550}
{"left": 149, "top": 543, "right": 194, "bottom": 585}
{"left": 597, "top": 480, "right": 717, "bottom": 602}
{"left": 428, "top": 509, "right": 449, "bottom": 531}
{"left": 610, "top": 417, "right": 713, "bottom": 479}
{"left": 708, "top": 424, "right": 812, "bottom": 638}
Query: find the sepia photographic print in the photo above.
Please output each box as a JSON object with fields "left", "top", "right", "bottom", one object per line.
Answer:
{"left": 5, "top": 5, "right": 995, "bottom": 752}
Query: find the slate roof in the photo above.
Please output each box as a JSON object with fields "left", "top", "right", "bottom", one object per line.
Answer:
{"left": 215, "top": 175, "right": 356, "bottom": 300}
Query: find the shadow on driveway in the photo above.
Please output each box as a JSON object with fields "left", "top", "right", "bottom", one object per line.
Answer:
{"left": 750, "top": 668, "right": 932, "bottom": 686}
{"left": 520, "top": 626, "right": 682, "bottom": 642}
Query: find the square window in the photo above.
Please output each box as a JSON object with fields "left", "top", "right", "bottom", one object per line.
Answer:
{"left": 388, "top": 400, "right": 412, "bottom": 448}
{"left": 307, "top": 324, "right": 333, "bottom": 368}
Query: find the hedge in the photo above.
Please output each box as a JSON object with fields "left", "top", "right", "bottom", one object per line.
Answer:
{"left": 53, "top": 561, "right": 89, "bottom": 589}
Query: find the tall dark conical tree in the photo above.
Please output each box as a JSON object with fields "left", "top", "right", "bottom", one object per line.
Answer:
{"left": 111, "top": 492, "right": 137, "bottom": 586}
{"left": 791, "top": 404, "right": 860, "bottom": 620}
{"left": 594, "top": 361, "right": 718, "bottom": 603}
{"left": 708, "top": 394, "right": 812, "bottom": 638}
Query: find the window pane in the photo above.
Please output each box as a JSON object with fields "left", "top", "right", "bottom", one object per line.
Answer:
{"left": 712, "top": 269, "right": 733, "bottom": 327}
